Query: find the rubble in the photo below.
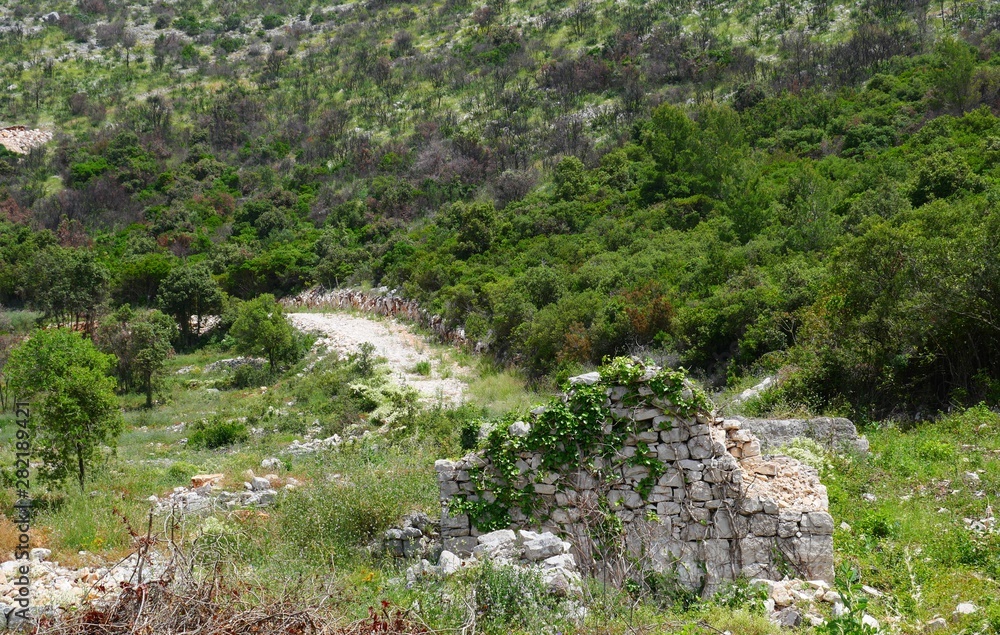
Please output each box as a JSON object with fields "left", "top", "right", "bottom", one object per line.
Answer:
{"left": 0, "top": 126, "right": 52, "bottom": 155}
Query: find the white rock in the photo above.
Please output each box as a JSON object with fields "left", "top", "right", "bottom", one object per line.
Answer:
{"left": 953, "top": 602, "right": 977, "bottom": 618}
{"left": 439, "top": 550, "right": 462, "bottom": 575}
{"left": 862, "top": 614, "right": 880, "bottom": 631}
{"left": 250, "top": 477, "right": 271, "bottom": 492}
{"left": 30, "top": 548, "right": 51, "bottom": 562}
{"left": 474, "top": 530, "right": 518, "bottom": 561}
{"left": 261, "top": 458, "right": 282, "bottom": 470}
{"left": 521, "top": 532, "right": 567, "bottom": 562}
{"left": 925, "top": 617, "right": 947, "bottom": 632}
{"left": 568, "top": 372, "right": 601, "bottom": 385}
{"left": 508, "top": 421, "right": 531, "bottom": 437}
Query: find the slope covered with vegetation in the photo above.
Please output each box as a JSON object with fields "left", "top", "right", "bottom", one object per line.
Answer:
{"left": 2, "top": 0, "right": 1000, "bottom": 416}
{"left": 1, "top": 2, "right": 1000, "bottom": 631}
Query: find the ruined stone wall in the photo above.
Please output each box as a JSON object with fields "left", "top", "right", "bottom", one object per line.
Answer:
{"left": 436, "top": 369, "right": 835, "bottom": 594}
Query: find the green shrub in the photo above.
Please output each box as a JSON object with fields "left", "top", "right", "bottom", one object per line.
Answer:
{"left": 469, "top": 560, "right": 557, "bottom": 631}
{"left": 230, "top": 363, "right": 272, "bottom": 389}
{"left": 412, "top": 360, "right": 432, "bottom": 376}
{"left": 261, "top": 14, "right": 283, "bottom": 29}
{"left": 188, "top": 418, "right": 249, "bottom": 449}
{"left": 916, "top": 439, "right": 955, "bottom": 461}
{"left": 166, "top": 461, "right": 198, "bottom": 483}
{"left": 857, "top": 511, "right": 895, "bottom": 541}
{"left": 275, "top": 448, "right": 435, "bottom": 564}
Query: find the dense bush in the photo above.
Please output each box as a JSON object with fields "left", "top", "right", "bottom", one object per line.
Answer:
{"left": 4, "top": 0, "right": 1000, "bottom": 418}
{"left": 187, "top": 418, "right": 250, "bottom": 449}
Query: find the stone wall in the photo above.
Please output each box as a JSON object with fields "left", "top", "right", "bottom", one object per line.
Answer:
{"left": 435, "top": 368, "right": 835, "bottom": 595}
{"left": 282, "top": 287, "right": 481, "bottom": 351}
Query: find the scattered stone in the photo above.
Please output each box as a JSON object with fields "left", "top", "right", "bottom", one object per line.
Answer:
{"left": 190, "top": 474, "right": 224, "bottom": 488}
{"left": 439, "top": 550, "right": 462, "bottom": 575}
{"left": 776, "top": 607, "right": 802, "bottom": 628}
{"left": 953, "top": 603, "right": 977, "bottom": 620}
{"left": 862, "top": 615, "right": 880, "bottom": 631}
{"left": 30, "top": 548, "right": 51, "bottom": 562}
{"left": 862, "top": 493, "right": 877, "bottom": 503}
{"left": 250, "top": 477, "right": 271, "bottom": 492}
{"left": 925, "top": 617, "right": 947, "bottom": 632}
{"left": 261, "top": 458, "right": 282, "bottom": 470}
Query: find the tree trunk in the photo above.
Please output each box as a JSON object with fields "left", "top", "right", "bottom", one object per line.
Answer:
{"left": 76, "top": 443, "right": 85, "bottom": 492}
{"left": 145, "top": 373, "right": 153, "bottom": 408}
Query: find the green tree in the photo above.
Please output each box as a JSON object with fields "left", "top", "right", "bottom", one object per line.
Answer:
{"left": 7, "top": 329, "right": 122, "bottom": 491}
{"left": 96, "top": 306, "right": 176, "bottom": 407}
{"left": 229, "top": 293, "right": 297, "bottom": 372}
{"left": 158, "top": 264, "right": 222, "bottom": 345}
{"left": 23, "top": 246, "right": 109, "bottom": 329}
{"left": 934, "top": 38, "right": 976, "bottom": 113}
{"left": 552, "top": 156, "right": 590, "bottom": 201}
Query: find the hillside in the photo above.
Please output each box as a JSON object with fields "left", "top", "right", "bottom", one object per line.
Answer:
{"left": 0, "top": 0, "right": 999, "bottom": 632}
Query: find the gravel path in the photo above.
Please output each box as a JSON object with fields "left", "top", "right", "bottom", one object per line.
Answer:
{"left": 288, "top": 312, "right": 467, "bottom": 405}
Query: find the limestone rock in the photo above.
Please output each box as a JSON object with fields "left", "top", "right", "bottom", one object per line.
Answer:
{"left": 737, "top": 416, "right": 869, "bottom": 454}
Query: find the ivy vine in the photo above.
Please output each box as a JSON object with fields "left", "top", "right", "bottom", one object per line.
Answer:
{"left": 451, "top": 357, "right": 711, "bottom": 532}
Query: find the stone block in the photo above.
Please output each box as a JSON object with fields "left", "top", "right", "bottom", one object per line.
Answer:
{"left": 750, "top": 513, "right": 779, "bottom": 537}
{"left": 690, "top": 481, "right": 713, "bottom": 501}
{"left": 688, "top": 435, "right": 714, "bottom": 460}
{"left": 443, "top": 536, "right": 477, "bottom": 556}
{"left": 659, "top": 471, "right": 684, "bottom": 488}
{"left": 801, "top": 512, "right": 834, "bottom": 535}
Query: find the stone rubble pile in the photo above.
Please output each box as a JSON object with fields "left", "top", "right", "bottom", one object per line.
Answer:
{"left": 0, "top": 549, "right": 170, "bottom": 628}
{"left": 403, "top": 529, "right": 583, "bottom": 598}
{"left": 384, "top": 512, "right": 439, "bottom": 560}
{"left": 753, "top": 577, "right": 854, "bottom": 629}
{"left": 437, "top": 366, "right": 835, "bottom": 594}
{"left": 148, "top": 472, "right": 299, "bottom": 515}
{"left": 202, "top": 357, "right": 266, "bottom": 373}
{"left": 0, "top": 126, "right": 52, "bottom": 155}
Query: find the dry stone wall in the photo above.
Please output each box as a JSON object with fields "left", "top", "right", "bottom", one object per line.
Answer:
{"left": 436, "top": 365, "right": 835, "bottom": 595}
{"left": 283, "top": 287, "right": 480, "bottom": 350}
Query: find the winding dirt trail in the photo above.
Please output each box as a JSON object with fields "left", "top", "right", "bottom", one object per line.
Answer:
{"left": 288, "top": 312, "right": 467, "bottom": 405}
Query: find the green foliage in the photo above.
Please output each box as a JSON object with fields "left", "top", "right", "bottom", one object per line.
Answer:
{"left": 7, "top": 328, "right": 123, "bottom": 490}
{"left": 468, "top": 560, "right": 559, "bottom": 631}
{"left": 166, "top": 461, "right": 197, "bottom": 483}
{"left": 96, "top": 306, "right": 176, "bottom": 407}
{"left": 454, "top": 358, "right": 709, "bottom": 531}
{"left": 187, "top": 417, "right": 249, "bottom": 449}
{"left": 229, "top": 294, "right": 298, "bottom": 372}
{"left": 158, "top": 264, "right": 222, "bottom": 345}
{"left": 229, "top": 362, "right": 272, "bottom": 389}
{"left": 817, "top": 566, "right": 878, "bottom": 635}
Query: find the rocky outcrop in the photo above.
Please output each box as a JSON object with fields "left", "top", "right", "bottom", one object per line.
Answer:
{"left": 435, "top": 364, "right": 835, "bottom": 596}
{"left": 0, "top": 126, "right": 52, "bottom": 154}
{"left": 735, "top": 416, "right": 869, "bottom": 454}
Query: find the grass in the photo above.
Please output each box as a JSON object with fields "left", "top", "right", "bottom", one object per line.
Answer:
{"left": 2, "top": 324, "right": 999, "bottom": 633}
{"left": 823, "top": 405, "right": 1000, "bottom": 633}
